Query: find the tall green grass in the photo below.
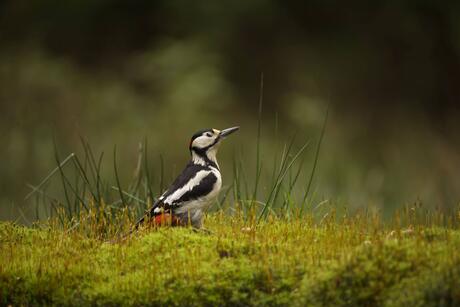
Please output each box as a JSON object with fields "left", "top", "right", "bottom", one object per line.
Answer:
{"left": 20, "top": 94, "right": 459, "bottom": 238}
{"left": 22, "top": 88, "right": 331, "bottom": 237}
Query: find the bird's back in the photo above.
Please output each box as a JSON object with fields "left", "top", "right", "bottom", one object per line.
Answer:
{"left": 137, "top": 161, "right": 222, "bottom": 228}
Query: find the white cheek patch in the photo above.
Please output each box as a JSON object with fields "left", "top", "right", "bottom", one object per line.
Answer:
{"left": 192, "top": 135, "right": 215, "bottom": 148}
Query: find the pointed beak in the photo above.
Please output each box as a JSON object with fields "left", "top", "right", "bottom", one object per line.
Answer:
{"left": 219, "top": 126, "right": 239, "bottom": 138}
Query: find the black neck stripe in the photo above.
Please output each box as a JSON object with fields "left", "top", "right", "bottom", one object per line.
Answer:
{"left": 191, "top": 147, "right": 219, "bottom": 169}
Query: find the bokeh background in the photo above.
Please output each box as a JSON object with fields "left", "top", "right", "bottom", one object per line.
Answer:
{"left": 1, "top": 1, "right": 459, "bottom": 220}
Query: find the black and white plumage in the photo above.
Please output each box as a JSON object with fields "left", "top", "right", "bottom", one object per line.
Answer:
{"left": 135, "top": 126, "right": 239, "bottom": 229}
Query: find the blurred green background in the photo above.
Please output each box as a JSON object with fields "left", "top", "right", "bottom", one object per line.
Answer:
{"left": 1, "top": 1, "right": 459, "bottom": 220}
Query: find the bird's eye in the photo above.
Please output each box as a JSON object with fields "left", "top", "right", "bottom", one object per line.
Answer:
{"left": 206, "top": 133, "right": 213, "bottom": 137}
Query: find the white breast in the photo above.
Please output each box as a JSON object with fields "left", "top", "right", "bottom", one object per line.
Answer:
{"left": 206, "top": 167, "right": 222, "bottom": 200}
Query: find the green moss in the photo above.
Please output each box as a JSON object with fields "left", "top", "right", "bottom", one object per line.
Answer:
{"left": 383, "top": 257, "right": 460, "bottom": 307}
{"left": 300, "top": 241, "right": 426, "bottom": 306}
{"left": 1, "top": 217, "right": 459, "bottom": 306}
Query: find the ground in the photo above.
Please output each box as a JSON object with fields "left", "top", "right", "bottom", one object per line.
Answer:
{"left": 1, "top": 213, "right": 460, "bottom": 306}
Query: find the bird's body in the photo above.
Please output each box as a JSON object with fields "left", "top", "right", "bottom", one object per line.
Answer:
{"left": 135, "top": 127, "right": 238, "bottom": 229}
{"left": 147, "top": 161, "right": 221, "bottom": 228}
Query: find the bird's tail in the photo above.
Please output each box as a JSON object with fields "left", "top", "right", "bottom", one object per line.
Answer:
{"left": 133, "top": 214, "right": 149, "bottom": 230}
{"left": 133, "top": 198, "right": 162, "bottom": 230}
{"left": 107, "top": 204, "right": 157, "bottom": 244}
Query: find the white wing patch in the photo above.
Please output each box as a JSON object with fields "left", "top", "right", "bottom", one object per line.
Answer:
{"left": 163, "top": 170, "right": 212, "bottom": 205}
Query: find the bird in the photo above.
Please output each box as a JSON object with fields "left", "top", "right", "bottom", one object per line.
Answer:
{"left": 134, "top": 126, "right": 239, "bottom": 229}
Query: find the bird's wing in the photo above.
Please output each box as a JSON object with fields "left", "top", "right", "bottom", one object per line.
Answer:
{"left": 160, "top": 164, "right": 217, "bottom": 208}
{"left": 135, "top": 163, "right": 216, "bottom": 227}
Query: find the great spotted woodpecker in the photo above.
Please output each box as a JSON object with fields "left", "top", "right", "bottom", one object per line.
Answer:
{"left": 135, "top": 126, "right": 239, "bottom": 229}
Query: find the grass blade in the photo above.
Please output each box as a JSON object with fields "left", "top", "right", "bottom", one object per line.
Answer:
{"left": 114, "top": 146, "right": 127, "bottom": 207}
{"left": 301, "top": 105, "right": 329, "bottom": 213}
{"left": 258, "top": 138, "right": 310, "bottom": 222}
{"left": 252, "top": 72, "right": 264, "bottom": 202}
{"left": 143, "top": 138, "right": 155, "bottom": 203}
{"left": 24, "top": 153, "right": 75, "bottom": 200}
{"left": 53, "top": 138, "right": 72, "bottom": 215}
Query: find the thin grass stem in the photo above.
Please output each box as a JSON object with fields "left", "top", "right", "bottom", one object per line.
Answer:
{"left": 301, "top": 105, "right": 329, "bottom": 213}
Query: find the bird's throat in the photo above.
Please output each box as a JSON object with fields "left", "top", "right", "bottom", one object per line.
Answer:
{"left": 192, "top": 149, "right": 219, "bottom": 169}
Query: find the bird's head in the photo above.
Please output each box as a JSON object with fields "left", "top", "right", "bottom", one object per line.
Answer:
{"left": 189, "top": 126, "right": 239, "bottom": 166}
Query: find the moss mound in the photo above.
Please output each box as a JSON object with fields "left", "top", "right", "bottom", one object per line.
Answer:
{"left": 1, "top": 217, "right": 459, "bottom": 306}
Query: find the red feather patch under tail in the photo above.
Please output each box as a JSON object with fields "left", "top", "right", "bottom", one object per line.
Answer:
{"left": 153, "top": 213, "right": 182, "bottom": 226}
